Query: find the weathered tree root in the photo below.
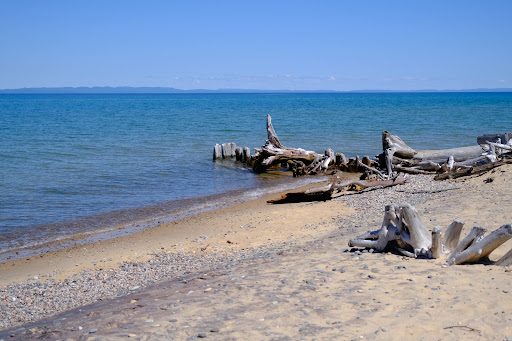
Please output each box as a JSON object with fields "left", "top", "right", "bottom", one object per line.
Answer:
{"left": 348, "top": 203, "right": 431, "bottom": 257}
{"left": 348, "top": 203, "right": 512, "bottom": 265}
{"left": 252, "top": 115, "right": 331, "bottom": 174}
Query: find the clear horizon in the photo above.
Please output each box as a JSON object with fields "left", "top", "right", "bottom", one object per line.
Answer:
{"left": 1, "top": 1, "right": 511, "bottom": 91}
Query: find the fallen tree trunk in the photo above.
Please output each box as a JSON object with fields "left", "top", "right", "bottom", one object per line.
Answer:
{"left": 434, "top": 157, "right": 512, "bottom": 180}
{"left": 381, "top": 131, "right": 485, "bottom": 177}
{"left": 268, "top": 174, "right": 408, "bottom": 204}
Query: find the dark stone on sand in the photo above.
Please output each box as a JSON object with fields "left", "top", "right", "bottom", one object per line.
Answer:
{"left": 89, "top": 328, "right": 98, "bottom": 333}
{"left": 210, "top": 327, "right": 219, "bottom": 332}
{"left": 169, "top": 319, "right": 178, "bottom": 322}
{"left": 198, "top": 332, "right": 207, "bottom": 338}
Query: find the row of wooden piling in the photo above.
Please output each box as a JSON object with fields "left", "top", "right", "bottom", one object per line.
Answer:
{"left": 213, "top": 143, "right": 251, "bottom": 163}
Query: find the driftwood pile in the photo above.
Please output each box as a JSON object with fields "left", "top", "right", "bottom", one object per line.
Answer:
{"left": 213, "top": 115, "right": 512, "bottom": 183}
{"left": 379, "top": 131, "right": 512, "bottom": 180}
{"left": 348, "top": 203, "right": 512, "bottom": 266}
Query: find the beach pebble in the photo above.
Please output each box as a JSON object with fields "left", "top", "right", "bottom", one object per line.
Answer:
{"left": 198, "top": 332, "right": 207, "bottom": 338}
{"left": 89, "top": 328, "right": 98, "bottom": 333}
{"left": 210, "top": 327, "right": 220, "bottom": 332}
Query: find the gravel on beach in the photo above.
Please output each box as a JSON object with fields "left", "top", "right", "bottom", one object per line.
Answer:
{"left": 0, "top": 174, "right": 464, "bottom": 330}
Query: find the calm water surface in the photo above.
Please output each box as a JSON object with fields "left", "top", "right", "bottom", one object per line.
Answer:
{"left": 1, "top": 93, "right": 511, "bottom": 254}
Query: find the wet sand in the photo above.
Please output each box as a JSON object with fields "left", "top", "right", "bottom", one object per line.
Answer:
{"left": 1, "top": 168, "right": 512, "bottom": 340}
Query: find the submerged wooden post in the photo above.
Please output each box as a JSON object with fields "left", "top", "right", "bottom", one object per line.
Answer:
{"left": 213, "top": 144, "right": 222, "bottom": 160}
{"left": 242, "top": 147, "right": 251, "bottom": 163}
{"left": 235, "top": 147, "right": 243, "bottom": 161}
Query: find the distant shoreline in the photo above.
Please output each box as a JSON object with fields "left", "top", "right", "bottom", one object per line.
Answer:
{"left": 1, "top": 86, "right": 512, "bottom": 94}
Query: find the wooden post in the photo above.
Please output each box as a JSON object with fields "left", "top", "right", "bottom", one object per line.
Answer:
{"left": 431, "top": 226, "right": 443, "bottom": 259}
{"left": 213, "top": 144, "right": 222, "bottom": 160}
{"left": 242, "top": 147, "right": 251, "bottom": 163}
{"left": 235, "top": 147, "right": 243, "bottom": 161}
{"left": 443, "top": 220, "right": 464, "bottom": 254}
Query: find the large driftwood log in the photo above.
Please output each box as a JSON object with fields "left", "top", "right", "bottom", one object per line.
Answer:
{"left": 348, "top": 203, "right": 431, "bottom": 257}
{"left": 434, "top": 157, "right": 512, "bottom": 180}
{"left": 252, "top": 115, "right": 328, "bottom": 174}
{"left": 382, "top": 131, "right": 484, "bottom": 177}
{"left": 268, "top": 174, "right": 408, "bottom": 204}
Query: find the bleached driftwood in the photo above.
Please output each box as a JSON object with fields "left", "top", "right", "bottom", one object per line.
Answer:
{"left": 431, "top": 226, "right": 443, "bottom": 259}
{"left": 348, "top": 203, "right": 512, "bottom": 265}
{"left": 381, "top": 131, "right": 484, "bottom": 177}
{"left": 252, "top": 115, "right": 329, "bottom": 174}
{"left": 434, "top": 157, "right": 512, "bottom": 180}
{"left": 443, "top": 220, "right": 465, "bottom": 254}
{"left": 447, "top": 224, "right": 512, "bottom": 265}
{"left": 348, "top": 203, "right": 431, "bottom": 257}
{"left": 496, "top": 248, "right": 512, "bottom": 267}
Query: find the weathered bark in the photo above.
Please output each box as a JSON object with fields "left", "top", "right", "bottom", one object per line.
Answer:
{"left": 448, "top": 224, "right": 512, "bottom": 265}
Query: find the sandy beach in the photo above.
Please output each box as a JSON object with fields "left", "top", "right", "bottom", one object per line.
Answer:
{"left": 1, "top": 167, "right": 512, "bottom": 340}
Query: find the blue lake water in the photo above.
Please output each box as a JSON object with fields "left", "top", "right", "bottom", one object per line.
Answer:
{"left": 1, "top": 92, "right": 511, "bottom": 255}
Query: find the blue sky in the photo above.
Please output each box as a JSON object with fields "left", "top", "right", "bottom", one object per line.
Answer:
{"left": 1, "top": 1, "right": 511, "bottom": 90}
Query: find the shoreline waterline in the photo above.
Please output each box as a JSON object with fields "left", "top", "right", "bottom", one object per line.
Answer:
{"left": 0, "top": 170, "right": 328, "bottom": 263}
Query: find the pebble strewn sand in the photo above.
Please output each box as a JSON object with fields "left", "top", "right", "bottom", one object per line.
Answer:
{"left": 0, "top": 174, "right": 462, "bottom": 330}
{"left": 1, "top": 169, "right": 511, "bottom": 340}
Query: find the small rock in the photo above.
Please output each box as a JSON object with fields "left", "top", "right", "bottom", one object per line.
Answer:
{"left": 89, "top": 328, "right": 98, "bottom": 334}
{"left": 210, "top": 327, "right": 220, "bottom": 332}
{"left": 407, "top": 278, "right": 415, "bottom": 282}
{"left": 198, "top": 332, "right": 207, "bottom": 338}
{"left": 368, "top": 275, "right": 376, "bottom": 279}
